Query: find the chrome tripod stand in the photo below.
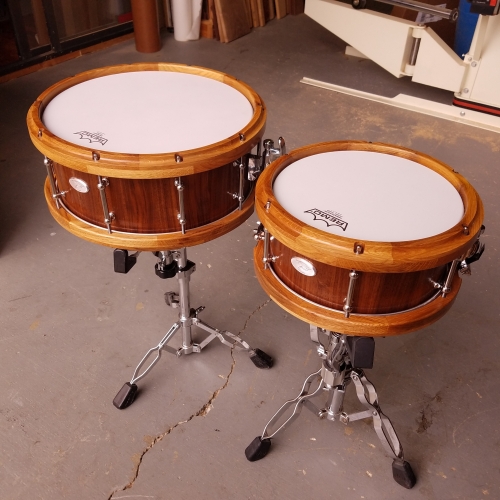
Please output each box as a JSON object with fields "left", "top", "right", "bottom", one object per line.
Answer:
{"left": 245, "top": 326, "right": 416, "bottom": 489}
{"left": 113, "top": 247, "right": 273, "bottom": 409}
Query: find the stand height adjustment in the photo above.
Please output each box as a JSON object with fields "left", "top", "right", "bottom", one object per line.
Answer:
{"left": 154, "top": 250, "right": 179, "bottom": 279}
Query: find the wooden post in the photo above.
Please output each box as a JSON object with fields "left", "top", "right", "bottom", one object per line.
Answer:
{"left": 131, "top": 0, "right": 162, "bottom": 53}
{"left": 30, "top": 0, "right": 50, "bottom": 45}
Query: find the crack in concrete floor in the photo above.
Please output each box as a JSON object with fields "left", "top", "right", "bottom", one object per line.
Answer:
{"left": 108, "top": 299, "right": 271, "bottom": 499}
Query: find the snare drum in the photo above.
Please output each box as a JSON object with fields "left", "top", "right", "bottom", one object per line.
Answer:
{"left": 254, "top": 141, "right": 484, "bottom": 336}
{"left": 27, "top": 63, "right": 266, "bottom": 251}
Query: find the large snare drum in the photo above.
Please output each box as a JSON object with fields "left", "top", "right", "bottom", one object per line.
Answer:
{"left": 27, "top": 63, "right": 266, "bottom": 251}
{"left": 254, "top": 141, "right": 484, "bottom": 336}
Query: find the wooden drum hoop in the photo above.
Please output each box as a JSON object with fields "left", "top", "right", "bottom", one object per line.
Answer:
{"left": 254, "top": 141, "right": 484, "bottom": 336}
{"left": 27, "top": 63, "right": 267, "bottom": 251}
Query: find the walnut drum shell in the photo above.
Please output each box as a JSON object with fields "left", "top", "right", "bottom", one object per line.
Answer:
{"left": 254, "top": 141, "right": 484, "bottom": 336}
{"left": 27, "top": 63, "right": 267, "bottom": 251}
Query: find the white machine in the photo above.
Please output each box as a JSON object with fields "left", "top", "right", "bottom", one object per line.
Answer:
{"left": 303, "top": 0, "right": 500, "bottom": 132}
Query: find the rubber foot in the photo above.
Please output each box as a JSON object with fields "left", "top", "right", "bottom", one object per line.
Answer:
{"left": 245, "top": 436, "right": 271, "bottom": 462}
{"left": 113, "top": 382, "right": 138, "bottom": 409}
{"left": 249, "top": 348, "right": 274, "bottom": 369}
{"left": 392, "top": 459, "right": 416, "bottom": 489}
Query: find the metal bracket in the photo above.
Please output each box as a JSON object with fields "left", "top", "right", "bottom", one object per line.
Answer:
{"left": 44, "top": 157, "right": 67, "bottom": 209}
{"left": 253, "top": 221, "right": 266, "bottom": 241}
{"left": 175, "top": 177, "right": 186, "bottom": 234}
{"left": 441, "top": 259, "right": 460, "bottom": 297}
{"left": 164, "top": 291, "right": 180, "bottom": 308}
{"left": 262, "top": 228, "right": 278, "bottom": 269}
{"left": 232, "top": 157, "right": 246, "bottom": 210}
{"left": 253, "top": 223, "right": 278, "bottom": 268}
{"left": 247, "top": 156, "right": 260, "bottom": 181}
{"left": 97, "top": 176, "right": 114, "bottom": 233}
{"left": 343, "top": 270, "right": 359, "bottom": 317}
{"left": 310, "top": 325, "right": 329, "bottom": 359}
{"left": 459, "top": 225, "right": 486, "bottom": 275}
{"left": 247, "top": 137, "right": 286, "bottom": 182}
{"left": 262, "top": 137, "right": 286, "bottom": 167}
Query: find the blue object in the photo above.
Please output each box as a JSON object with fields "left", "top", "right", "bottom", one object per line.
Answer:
{"left": 454, "top": 0, "right": 480, "bottom": 58}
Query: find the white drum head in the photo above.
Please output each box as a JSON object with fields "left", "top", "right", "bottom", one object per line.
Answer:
{"left": 273, "top": 150, "right": 464, "bottom": 242}
{"left": 42, "top": 71, "right": 254, "bottom": 154}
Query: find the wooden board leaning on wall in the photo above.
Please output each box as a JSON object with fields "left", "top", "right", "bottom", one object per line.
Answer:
{"left": 202, "top": 0, "right": 305, "bottom": 42}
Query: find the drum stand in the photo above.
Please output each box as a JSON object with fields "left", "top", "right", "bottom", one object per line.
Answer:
{"left": 113, "top": 247, "right": 273, "bottom": 409}
{"left": 245, "top": 326, "right": 416, "bottom": 489}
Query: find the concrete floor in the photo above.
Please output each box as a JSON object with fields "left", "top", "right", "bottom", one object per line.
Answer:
{"left": 1, "top": 13, "right": 499, "bottom": 500}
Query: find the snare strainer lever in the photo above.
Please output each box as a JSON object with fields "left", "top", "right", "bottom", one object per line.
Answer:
{"left": 248, "top": 137, "right": 286, "bottom": 181}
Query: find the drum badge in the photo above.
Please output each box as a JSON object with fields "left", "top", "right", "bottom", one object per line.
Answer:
{"left": 304, "top": 209, "right": 348, "bottom": 231}
{"left": 74, "top": 131, "right": 108, "bottom": 146}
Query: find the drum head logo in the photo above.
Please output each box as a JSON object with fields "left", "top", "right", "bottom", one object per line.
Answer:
{"left": 304, "top": 209, "right": 348, "bottom": 231}
{"left": 74, "top": 131, "right": 108, "bottom": 146}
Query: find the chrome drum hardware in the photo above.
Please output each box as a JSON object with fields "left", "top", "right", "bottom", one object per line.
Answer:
{"left": 245, "top": 328, "right": 417, "bottom": 490}
{"left": 112, "top": 247, "right": 274, "bottom": 410}
{"left": 441, "top": 225, "right": 485, "bottom": 295}
{"left": 175, "top": 177, "right": 186, "bottom": 234}
{"left": 97, "top": 176, "right": 115, "bottom": 234}
{"left": 343, "top": 270, "right": 359, "bottom": 318}
{"left": 248, "top": 137, "right": 286, "bottom": 182}
{"left": 262, "top": 137, "right": 286, "bottom": 167}
{"left": 459, "top": 225, "right": 486, "bottom": 276}
{"left": 254, "top": 223, "right": 278, "bottom": 269}
{"left": 44, "top": 157, "right": 67, "bottom": 209}
{"left": 232, "top": 157, "right": 246, "bottom": 210}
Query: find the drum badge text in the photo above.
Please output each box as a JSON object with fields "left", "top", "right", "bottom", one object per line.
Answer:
{"left": 74, "top": 131, "right": 108, "bottom": 146}
{"left": 304, "top": 209, "right": 348, "bottom": 231}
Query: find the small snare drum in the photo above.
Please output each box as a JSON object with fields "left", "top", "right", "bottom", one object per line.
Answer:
{"left": 27, "top": 63, "right": 266, "bottom": 251}
{"left": 254, "top": 141, "right": 484, "bottom": 336}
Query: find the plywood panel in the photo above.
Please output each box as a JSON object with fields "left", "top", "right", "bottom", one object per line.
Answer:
{"left": 249, "top": 0, "right": 265, "bottom": 27}
{"left": 265, "top": 0, "right": 276, "bottom": 20}
{"left": 212, "top": 0, "right": 252, "bottom": 42}
{"left": 244, "top": 0, "right": 253, "bottom": 28}
{"left": 275, "top": 0, "right": 287, "bottom": 19}
{"left": 287, "top": 0, "right": 305, "bottom": 15}
{"left": 257, "top": 0, "right": 266, "bottom": 25}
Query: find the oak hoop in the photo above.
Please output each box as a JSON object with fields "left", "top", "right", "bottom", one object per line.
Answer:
{"left": 256, "top": 141, "right": 483, "bottom": 273}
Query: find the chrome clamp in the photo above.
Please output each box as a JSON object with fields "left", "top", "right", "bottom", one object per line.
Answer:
{"left": 248, "top": 137, "right": 286, "bottom": 181}
{"left": 459, "top": 225, "right": 486, "bottom": 275}
{"left": 262, "top": 137, "right": 286, "bottom": 167}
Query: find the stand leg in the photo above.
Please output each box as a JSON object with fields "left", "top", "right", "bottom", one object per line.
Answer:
{"left": 114, "top": 248, "right": 273, "bottom": 409}
{"left": 194, "top": 317, "right": 273, "bottom": 368}
{"left": 246, "top": 330, "right": 416, "bottom": 488}
{"left": 348, "top": 370, "right": 416, "bottom": 489}
{"left": 245, "top": 368, "right": 324, "bottom": 461}
{"left": 112, "top": 322, "right": 180, "bottom": 409}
